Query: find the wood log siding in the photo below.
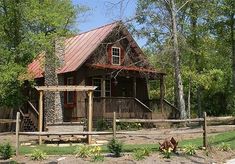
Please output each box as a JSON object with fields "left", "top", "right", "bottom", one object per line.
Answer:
{"left": 92, "top": 97, "right": 151, "bottom": 119}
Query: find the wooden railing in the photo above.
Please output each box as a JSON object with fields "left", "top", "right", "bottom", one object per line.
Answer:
{"left": 27, "top": 100, "right": 39, "bottom": 130}
{"left": 93, "top": 97, "right": 152, "bottom": 119}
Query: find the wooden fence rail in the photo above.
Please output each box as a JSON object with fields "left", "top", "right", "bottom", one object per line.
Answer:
{"left": 113, "top": 111, "right": 231, "bottom": 149}
{"left": 0, "top": 112, "right": 21, "bottom": 156}
{"left": 14, "top": 111, "right": 235, "bottom": 156}
{"left": 0, "top": 119, "right": 18, "bottom": 123}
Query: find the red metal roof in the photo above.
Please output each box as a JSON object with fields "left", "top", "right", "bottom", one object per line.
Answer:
{"left": 28, "top": 22, "right": 118, "bottom": 78}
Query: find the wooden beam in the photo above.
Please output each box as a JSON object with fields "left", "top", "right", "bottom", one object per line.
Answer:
{"left": 116, "top": 118, "right": 204, "bottom": 123}
{"left": 159, "top": 75, "right": 165, "bottom": 113}
{"left": 87, "top": 91, "right": 93, "bottom": 144}
{"left": 38, "top": 91, "right": 43, "bottom": 145}
{"left": 203, "top": 112, "right": 207, "bottom": 148}
{"left": 133, "top": 77, "right": 136, "bottom": 98}
{"left": 35, "top": 85, "right": 97, "bottom": 92}
{"left": 101, "top": 77, "right": 106, "bottom": 118}
{"left": 0, "top": 119, "right": 17, "bottom": 123}
{"left": 19, "top": 131, "right": 113, "bottom": 136}
{"left": 113, "top": 112, "right": 116, "bottom": 139}
{"left": 15, "top": 112, "right": 20, "bottom": 156}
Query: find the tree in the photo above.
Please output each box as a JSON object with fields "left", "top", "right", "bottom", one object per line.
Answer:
{"left": 0, "top": 0, "right": 87, "bottom": 123}
{"left": 134, "top": 0, "right": 187, "bottom": 118}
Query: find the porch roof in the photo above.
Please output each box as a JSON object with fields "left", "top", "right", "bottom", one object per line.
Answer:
{"left": 88, "top": 64, "right": 166, "bottom": 75}
{"left": 35, "top": 85, "right": 97, "bottom": 92}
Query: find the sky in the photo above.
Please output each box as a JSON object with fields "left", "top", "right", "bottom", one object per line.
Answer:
{"left": 72, "top": 0, "right": 145, "bottom": 46}
{"left": 72, "top": 0, "right": 136, "bottom": 32}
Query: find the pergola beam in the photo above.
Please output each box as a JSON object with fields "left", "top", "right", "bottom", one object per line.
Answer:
{"left": 36, "top": 85, "right": 96, "bottom": 145}
{"left": 35, "top": 85, "right": 97, "bottom": 92}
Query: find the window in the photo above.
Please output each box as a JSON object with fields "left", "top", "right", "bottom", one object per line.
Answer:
{"left": 92, "top": 78, "right": 111, "bottom": 97}
{"left": 66, "top": 77, "right": 74, "bottom": 104}
{"left": 105, "top": 79, "right": 111, "bottom": 97}
{"left": 112, "top": 47, "right": 121, "bottom": 65}
{"left": 93, "top": 78, "right": 101, "bottom": 97}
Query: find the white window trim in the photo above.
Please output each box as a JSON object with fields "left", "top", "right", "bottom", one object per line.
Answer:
{"left": 66, "top": 77, "right": 74, "bottom": 104}
{"left": 92, "top": 78, "right": 102, "bottom": 97}
{"left": 111, "top": 47, "right": 121, "bottom": 65}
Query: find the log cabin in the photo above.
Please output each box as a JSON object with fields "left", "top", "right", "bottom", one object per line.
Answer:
{"left": 24, "top": 21, "right": 176, "bottom": 131}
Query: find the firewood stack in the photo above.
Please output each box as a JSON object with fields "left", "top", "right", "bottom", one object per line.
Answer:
{"left": 22, "top": 115, "right": 37, "bottom": 132}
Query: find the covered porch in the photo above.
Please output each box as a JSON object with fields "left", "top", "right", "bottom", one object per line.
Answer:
{"left": 83, "top": 64, "right": 166, "bottom": 120}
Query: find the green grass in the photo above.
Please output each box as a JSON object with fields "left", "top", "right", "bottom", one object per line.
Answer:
{"left": 19, "top": 144, "right": 159, "bottom": 155}
{"left": 19, "top": 130, "right": 235, "bottom": 155}
{"left": 180, "top": 130, "right": 235, "bottom": 149}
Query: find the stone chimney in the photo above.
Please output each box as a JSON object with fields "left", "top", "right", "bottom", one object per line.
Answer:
{"left": 44, "top": 38, "right": 65, "bottom": 125}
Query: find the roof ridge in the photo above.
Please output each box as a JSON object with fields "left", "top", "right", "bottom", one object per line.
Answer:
{"left": 72, "top": 21, "right": 121, "bottom": 38}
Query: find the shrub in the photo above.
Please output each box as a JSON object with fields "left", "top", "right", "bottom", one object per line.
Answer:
{"left": 117, "top": 122, "right": 142, "bottom": 130}
{"left": 107, "top": 138, "right": 123, "bottom": 157}
{"left": 132, "top": 148, "right": 150, "bottom": 160}
{"left": 75, "top": 145, "right": 91, "bottom": 158}
{"left": 162, "top": 148, "right": 173, "bottom": 159}
{"left": 90, "top": 146, "right": 104, "bottom": 162}
{"left": 96, "top": 119, "right": 109, "bottom": 131}
{"left": 183, "top": 144, "right": 197, "bottom": 155}
{"left": 0, "top": 142, "right": 14, "bottom": 160}
{"left": 30, "top": 149, "right": 47, "bottom": 160}
{"left": 219, "top": 142, "right": 231, "bottom": 151}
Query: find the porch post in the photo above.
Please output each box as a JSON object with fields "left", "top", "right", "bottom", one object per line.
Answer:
{"left": 133, "top": 77, "right": 136, "bottom": 98}
{"left": 38, "top": 91, "right": 43, "bottom": 145}
{"left": 101, "top": 77, "right": 106, "bottom": 118}
{"left": 160, "top": 75, "right": 165, "bottom": 113}
{"left": 87, "top": 90, "right": 93, "bottom": 144}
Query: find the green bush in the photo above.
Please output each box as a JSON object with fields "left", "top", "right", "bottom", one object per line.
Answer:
{"left": 30, "top": 149, "right": 47, "bottom": 160}
{"left": 107, "top": 138, "right": 123, "bottom": 157}
{"left": 132, "top": 148, "right": 150, "bottom": 160}
{"left": 219, "top": 142, "right": 231, "bottom": 151}
{"left": 90, "top": 146, "right": 104, "bottom": 162}
{"left": 75, "top": 145, "right": 91, "bottom": 158}
{"left": 117, "top": 122, "right": 142, "bottom": 130}
{"left": 183, "top": 144, "right": 197, "bottom": 155}
{"left": 75, "top": 145, "right": 104, "bottom": 162}
{"left": 96, "top": 119, "right": 110, "bottom": 131}
{"left": 0, "top": 142, "right": 14, "bottom": 160}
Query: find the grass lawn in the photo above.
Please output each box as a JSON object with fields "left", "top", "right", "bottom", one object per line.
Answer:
{"left": 180, "top": 130, "right": 235, "bottom": 149}
{"left": 19, "top": 130, "right": 235, "bottom": 155}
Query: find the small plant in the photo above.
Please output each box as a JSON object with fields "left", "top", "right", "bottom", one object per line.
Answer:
{"left": 117, "top": 122, "right": 142, "bottom": 130}
{"left": 162, "top": 148, "right": 173, "bottom": 159}
{"left": 96, "top": 119, "right": 109, "bottom": 131}
{"left": 132, "top": 148, "right": 150, "bottom": 160}
{"left": 0, "top": 142, "right": 14, "bottom": 160}
{"left": 107, "top": 138, "right": 123, "bottom": 157}
{"left": 30, "top": 149, "right": 47, "bottom": 160}
{"left": 75, "top": 145, "right": 91, "bottom": 158}
{"left": 183, "top": 144, "right": 197, "bottom": 155}
{"left": 219, "top": 142, "right": 231, "bottom": 151}
{"left": 90, "top": 146, "right": 104, "bottom": 162}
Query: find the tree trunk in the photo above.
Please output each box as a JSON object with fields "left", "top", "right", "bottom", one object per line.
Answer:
{"left": 231, "top": 13, "right": 235, "bottom": 90}
{"left": 170, "top": 0, "right": 186, "bottom": 119}
{"left": 187, "top": 78, "right": 191, "bottom": 119}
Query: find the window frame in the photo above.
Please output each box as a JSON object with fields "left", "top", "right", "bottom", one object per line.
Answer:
{"left": 92, "top": 78, "right": 111, "bottom": 97}
{"left": 105, "top": 79, "right": 111, "bottom": 97}
{"left": 92, "top": 78, "right": 102, "bottom": 97}
{"left": 111, "top": 47, "right": 121, "bottom": 65}
{"left": 66, "top": 77, "right": 74, "bottom": 104}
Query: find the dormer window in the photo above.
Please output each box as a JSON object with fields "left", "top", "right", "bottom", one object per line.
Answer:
{"left": 112, "top": 47, "right": 121, "bottom": 65}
